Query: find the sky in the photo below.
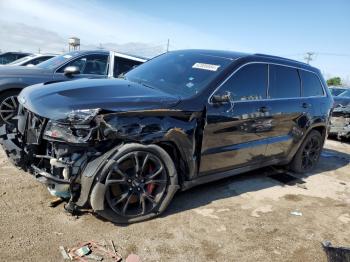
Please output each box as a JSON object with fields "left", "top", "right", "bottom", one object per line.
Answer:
{"left": 0, "top": 0, "right": 349, "bottom": 82}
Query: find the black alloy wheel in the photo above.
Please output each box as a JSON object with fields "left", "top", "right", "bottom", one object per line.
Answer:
{"left": 0, "top": 95, "right": 18, "bottom": 124}
{"left": 290, "top": 130, "right": 323, "bottom": 173}
{"left": 301, "top": 136, "right": 321, "bottom": 170}
{"left": 105, "top": 150, "right": 168, "bottom": 218}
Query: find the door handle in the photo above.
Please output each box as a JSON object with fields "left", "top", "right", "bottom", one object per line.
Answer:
{"left": 302, "top": 102, "right": 312, "bottom": 109}
{"left": 259, "top": 106, "right": 270, "bottom": 113}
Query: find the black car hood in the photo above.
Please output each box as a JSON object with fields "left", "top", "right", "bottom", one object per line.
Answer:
{"left": 0, "top": 66, "right": 52, "bottom": 77}
{"left": 19, "top": 78, "right": 181, "bottom": 121}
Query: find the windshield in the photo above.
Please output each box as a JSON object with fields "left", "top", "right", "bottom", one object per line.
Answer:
{"left": 338, "top": 89, "right": 350, "bottom": 97}
{"left": 7, "top": 55, "right": 34, "bottom": 65}
{"left": 125, "top": 51, "right": 233, "bottom": 97}
{"left": 36, "top": 51, "right": 80, "bottom": 70}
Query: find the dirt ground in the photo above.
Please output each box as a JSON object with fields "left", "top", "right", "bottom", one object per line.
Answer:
{"left": 0, "top": 139, "right": 349, "bottom": 262}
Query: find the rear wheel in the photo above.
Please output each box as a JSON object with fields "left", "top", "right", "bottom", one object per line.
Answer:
{"left": 93, "top": 143, "right": 179, "bottom": 223}
{"left": 290, "top": 130, "right": 323, "bottom": 173}
{"left": 0, "top": 90, "right": 20, "bottom": 125}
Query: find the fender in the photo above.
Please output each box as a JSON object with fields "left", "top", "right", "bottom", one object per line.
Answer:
{"left": 0, "top": 79, "right": 28, "bottom": 93}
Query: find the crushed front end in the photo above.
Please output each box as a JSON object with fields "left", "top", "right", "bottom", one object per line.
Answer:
{"left": 330, "top": 105, "right": 350, "bottom": 139}
{"left": 0, "top": 104, "right": 120, "bottom": 212}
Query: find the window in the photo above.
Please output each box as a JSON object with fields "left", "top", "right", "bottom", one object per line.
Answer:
{"left": 24, "top": 56, "right": 53, "bottom": 66}
{"left": 114, "top": 57, "right": 142, "bottom": 77}
{"left": 216, "top": 64, "right": 268, "bottom": 101}
{"left": 125, "top": 51, "right": 232, "bottom": 97}
{"left": 57, "top": 54, "right": 109, "bottom": 75}
{"left": 300, "top": 70, "right": 324, "bottom": 97}
{"left": 268, "top": 65, "right": 301, "bottom": 98}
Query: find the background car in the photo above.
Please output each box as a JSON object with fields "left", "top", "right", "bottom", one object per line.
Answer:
{"left": 0, "top": 50, "right": 147, "bottom": 123}
{"left": 328, "top": 86, "right": 348, "bottom": 96}
{"left": 333, "top": 88, "right": 350, "bottom": 107}
{"left": 5, "top": 53, "right": 57, "bottom": 67}
{"left": 0, "top": 52, "right": 32, "bottom": 65}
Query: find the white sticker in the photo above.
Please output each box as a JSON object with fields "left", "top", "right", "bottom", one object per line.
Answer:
{"left": 63, "top": 55, "right": 72, "bottom": 59}
{"left": 192, "top": 63, "right": 220, "bottom": 71}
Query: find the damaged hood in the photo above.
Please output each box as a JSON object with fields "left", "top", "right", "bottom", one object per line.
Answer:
{"left": 18, "top": 78, "right": 181, "bottom": 121}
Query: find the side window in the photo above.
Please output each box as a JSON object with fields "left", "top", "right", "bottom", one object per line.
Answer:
{"left": 269, "top": 65, "right": 301, "bottom": 98}
{"left": 300, "top": 70, "right": 324, "bottom": 97}
{"left": 57, "top": 54, "right": 109, "bottom": 75}
{"left": 114, "top": 57, "right": 142, "bottom": 77}
{"left": 23, "top": 57, "right": 48, "bottom": 66}
{"left": 216, "top": 63, "right": 268, "bottom": 101}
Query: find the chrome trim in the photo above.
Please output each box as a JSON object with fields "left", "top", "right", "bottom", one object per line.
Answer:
{"left": 208, "top": 61, "right": 327, "bottom": 105}
{"left": 108, "top": 51, "right": 114, "bottom": 77}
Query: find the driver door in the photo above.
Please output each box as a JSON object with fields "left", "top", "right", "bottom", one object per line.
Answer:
{"left": 199, "top": 63, "right": 272, "bottom": 175}
{"left": 53, "top": 54, "right": 109, "bottom": 81}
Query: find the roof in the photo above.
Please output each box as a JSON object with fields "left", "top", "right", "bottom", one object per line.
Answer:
{"left": 170, "top": 49, "right": 318, "bottom": 71}
{"left": 171, "top": 49, "right": 250, "bottom": 60}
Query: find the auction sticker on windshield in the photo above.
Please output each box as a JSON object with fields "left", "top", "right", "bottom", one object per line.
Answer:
{"left": 192, "top": 63, "right": 220, "bottom": 71}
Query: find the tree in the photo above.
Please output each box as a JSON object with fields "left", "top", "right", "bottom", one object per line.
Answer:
{"left": 327, "top": 77, "right": 342, "bottom": 86}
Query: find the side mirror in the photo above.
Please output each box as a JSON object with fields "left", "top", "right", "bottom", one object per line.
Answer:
{"left": 64, "top": 66, "right": 80, "bottom": 76}
{"left": 212, "top": 93, "right": 231, "bottom": 104}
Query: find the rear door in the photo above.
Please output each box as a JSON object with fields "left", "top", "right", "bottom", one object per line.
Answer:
{"left": 264, "top": 65, "right": 307, "bottom": 159}
{"left": 200, "top": 63, "right": 271, "bottom": 175}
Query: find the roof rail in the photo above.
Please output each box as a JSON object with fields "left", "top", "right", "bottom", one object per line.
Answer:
{"left": 254, "top": 53, "right": 309, "bottom": 66}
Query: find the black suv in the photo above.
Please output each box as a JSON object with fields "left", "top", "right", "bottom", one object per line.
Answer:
{"left": 1, "top": 50, "right": 332, "bottom": 223}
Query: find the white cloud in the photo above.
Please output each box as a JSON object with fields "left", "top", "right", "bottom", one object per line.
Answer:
{"left": 0, "top": 0, "right": 231, "bottom": 55}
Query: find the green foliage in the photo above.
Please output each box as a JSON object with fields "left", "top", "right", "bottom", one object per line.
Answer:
{"left": 327, "top": 77, "right": 342, "bottom": 86}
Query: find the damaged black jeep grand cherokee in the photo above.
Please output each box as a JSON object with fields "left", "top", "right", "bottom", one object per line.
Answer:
{"left": 0, "top": 50, "right": 332, "bottom": 223}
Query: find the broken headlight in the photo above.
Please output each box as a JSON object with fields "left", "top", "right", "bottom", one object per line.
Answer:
{"left": 43, "top": 121, "right": 92, "bottom": 144}
{"left": 66, "top": 108, "right": 100, "bottom": 124}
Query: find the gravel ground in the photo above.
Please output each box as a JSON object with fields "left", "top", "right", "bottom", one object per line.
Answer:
{"left": 0, "top": 139, "right": 349, "bottom": 262}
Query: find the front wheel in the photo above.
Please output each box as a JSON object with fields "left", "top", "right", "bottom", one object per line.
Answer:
{"left": 92, "top": 143, "right": 179, "bottom": 224}
{"left": 290, "top": 130, "right": 323, "bottom": 173}
{"left": 0, "top": 90, "right": 20, "bottom": 125}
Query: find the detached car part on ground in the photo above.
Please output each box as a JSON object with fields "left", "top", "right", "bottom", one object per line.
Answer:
{"left": 0, "top": 50, "right": 146, "bottom": 124}
{"left": 0, "top": 50, "right": 333, "bottom": 223}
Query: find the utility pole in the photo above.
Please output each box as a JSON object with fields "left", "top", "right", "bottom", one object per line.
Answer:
{"left": 304, "top": 52, "right": 315, "bottom": 64}
{"left": 166, "top": 39, "right": 170, "bottom": 52}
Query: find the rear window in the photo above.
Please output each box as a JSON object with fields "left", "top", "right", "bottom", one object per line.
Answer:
{"left": 268, "top": 65, "right": 301, "bottom": 98}
{"left": 300, "top": 70, "right": 324, "bottom": 97}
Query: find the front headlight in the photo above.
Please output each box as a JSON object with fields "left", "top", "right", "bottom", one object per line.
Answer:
{"left": 66, "top": 108, "right": 100, "bottom": 124}
{"left": 43, "top": 121, "right": 92, "bottom": 144}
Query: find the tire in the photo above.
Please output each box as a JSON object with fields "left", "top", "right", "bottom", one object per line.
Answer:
{"left": 91, "top": 143, "right": 179, "bottom": 224}
{"left": 289, "top": 130, "right": 323, "bottom": 173}
{"left": 0, "top": 90, "right": 20, "bottom": 125}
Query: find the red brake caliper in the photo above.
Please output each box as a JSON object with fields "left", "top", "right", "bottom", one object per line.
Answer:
{"left": 146, "top": 164, "right": 156, "bottom": 194}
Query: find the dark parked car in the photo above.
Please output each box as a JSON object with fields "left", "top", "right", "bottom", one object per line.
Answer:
{"left": 0, "top": 52, "right": 32, "bottom": 65}
{"left": 0, "top": 50, "right": 332, "bottom": 223}
{"left": 0, "top": 50, "right": 146, "bottom": 123}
